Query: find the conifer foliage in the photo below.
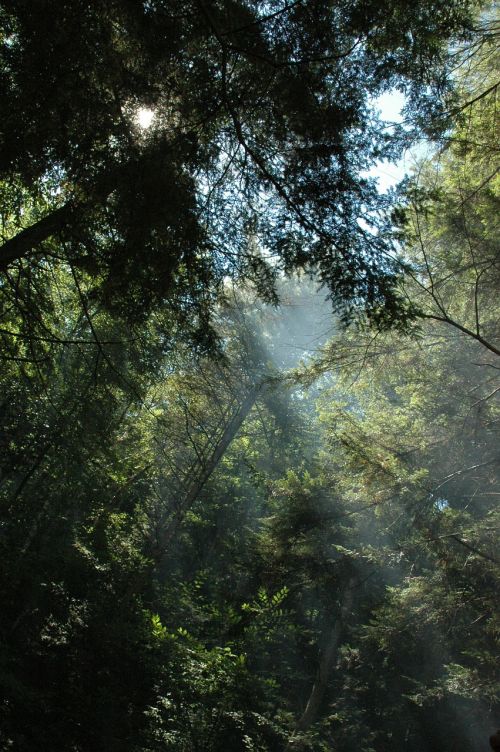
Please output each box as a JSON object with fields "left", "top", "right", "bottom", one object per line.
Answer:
{"left": 0, "top": 3, "right": 498, "bottom": 752}
{"left": 0, "top": 0, "right": 479, "bottom": 326}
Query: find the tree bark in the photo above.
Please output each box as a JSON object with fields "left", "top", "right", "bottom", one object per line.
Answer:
{"left": 154, "top": 382, "right": 264, "bottom": 557}
{"left": 287, "top": 574, "right": 357, "bottom": 749}
{"left": 0, "top": 203, "right": 77, "bottom": 270}
{"left": 0, "top": 160, "right": 132, "bottom": 271}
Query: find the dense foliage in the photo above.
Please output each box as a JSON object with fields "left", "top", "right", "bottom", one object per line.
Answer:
{"left": 0, "top": 0, "right": 482, "bottom": 329}
{"left": 0, "top": 2, "right": 498, "bottom": 751}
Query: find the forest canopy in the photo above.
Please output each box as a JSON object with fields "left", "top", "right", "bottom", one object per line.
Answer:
{"left": 0, "top": 0, "right": 484, "bottom": 333}
{"left": 0, "top": 2, "right": 498, "bottom": 752}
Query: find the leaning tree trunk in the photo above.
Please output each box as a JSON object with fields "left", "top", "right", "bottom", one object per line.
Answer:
{"left": 0, "top": 154, "right": 160, "bottom": 270}
{"left": 152, "top": 382, "right": 264, "bottom": 563}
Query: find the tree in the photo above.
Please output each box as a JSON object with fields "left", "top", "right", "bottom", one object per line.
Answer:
{"left": 290, "top": 57, "right": 500, "bottom": 750}
{"left": 286, "top": 26, "right": 500, "bottom": 745}
{"left": 1, "top": 6, "right": 498, "bottom": 751}
{"left": 0, "top": 0, "right": 480, "bottom": 331}
{"left": 394, "top": 9, "right": 499, "bottom": 356}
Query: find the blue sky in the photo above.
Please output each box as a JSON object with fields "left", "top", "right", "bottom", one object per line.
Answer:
{"left": 368, "top": 90, "right": 427, "bottom": 192}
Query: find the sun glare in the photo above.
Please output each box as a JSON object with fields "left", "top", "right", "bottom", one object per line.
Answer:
{"left": 136, "top": 107, "right": 155, "bottom": 130}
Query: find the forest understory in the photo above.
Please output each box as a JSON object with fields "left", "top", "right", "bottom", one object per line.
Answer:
{"left": 0, "top": 1, "right": 498, "bottom": 750}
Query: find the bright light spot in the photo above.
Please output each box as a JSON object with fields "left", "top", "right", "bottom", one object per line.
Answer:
{"left": 373, "top": 90, "right": 406, "bottom": 125}
{"left": 136, "top": 107, "right": 155, "bottom": 130}
{"left": 365, "top": 90, "right": 408, "bottom": 192}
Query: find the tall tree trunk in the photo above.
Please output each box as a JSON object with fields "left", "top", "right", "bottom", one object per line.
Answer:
{"left": 288, "top": 575, "right": 357, "bottom": 749}
{"left": 153, "top": 383, "right": 264, "bottom": 560}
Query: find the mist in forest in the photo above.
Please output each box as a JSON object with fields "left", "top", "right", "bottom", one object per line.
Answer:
{"left": 0, "top": 2, "right": 498, "bottom": 751}
{"left": 223, "top": 275, "right": 335, "bottom": 371}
